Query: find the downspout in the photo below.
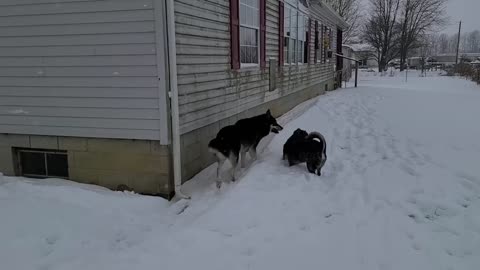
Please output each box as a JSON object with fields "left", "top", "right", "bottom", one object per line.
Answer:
{"left": 166, "top": 0, "right": 190, "bottom": 200}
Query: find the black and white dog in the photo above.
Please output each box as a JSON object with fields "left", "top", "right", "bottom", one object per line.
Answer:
{"left": 283, "top": 128, "right": 327, "bottom": 176}
{"left": 208, "top": 110, "right": 283, "bottom": 188}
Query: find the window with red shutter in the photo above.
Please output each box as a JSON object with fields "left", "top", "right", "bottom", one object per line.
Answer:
{"left": 232, "top": 0, "right": 265, "bottom": 68}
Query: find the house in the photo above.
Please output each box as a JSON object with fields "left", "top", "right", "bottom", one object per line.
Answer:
{"left": 431, "top": 53, "right": 480, "bottom": 68}
{"left": 348, "top": 43, "right": 377, "bottom": 69}
{"left": 0, "top": 0, "right": 347, "bottom": 199}
{"left": 341, "top": 44, "right": 357, "bottom": 82}
{"left": 472, "top": 58, "right": 480, "bottom": 68}
{"left": 407, "top": 57, "right": 423, "bottom": 69}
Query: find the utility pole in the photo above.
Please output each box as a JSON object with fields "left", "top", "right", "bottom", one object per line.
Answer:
{"left": 455, "top": 21, "right": 462, "bottom": 65}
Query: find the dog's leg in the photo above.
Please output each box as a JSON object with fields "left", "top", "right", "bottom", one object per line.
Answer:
{"left": 229, "top": 153, "right": 239, "bottom": 182}
{"left": 318, "top": 153, "right": 327, "bottom": 176}
{"left": 307, "top": 162, "right": 316, "bottom": 174}
{"left": 288, "top": 157, "right": 297, "bottom": 167}
{"left": 248, "top": 147, "right": 257, "bottom": 161}
{"left": 215, "top": 153, "right": 226, "bottom": 189}
{"left": 240, "top": 145, "right": 247, "bottom": 168}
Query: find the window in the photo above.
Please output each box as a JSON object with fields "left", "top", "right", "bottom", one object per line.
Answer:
{"left": 283, "top": 2, "right": 309, "bottom": 65}
{"left": 284, "top": 5, "right": 297, "bottom": 64}
{"left": 322, "top": 26, "right": 333, "bottom": 63}
{"left": 230, "top": 0, "right": 266, "bottom": 69}
{"left": 240, "top": 0, "right": 260, "bottom": 65}
{"left": 16, "top": 148, "right": 69, "bottom": 178}
{"left": 361, "top": 58, "right": 368, "bottom": 67}
{"left": 297, "top": 14, "right": 307, "bottom": 64}
{"left": 323, "top": 26, "right": 333, "bottom": 61}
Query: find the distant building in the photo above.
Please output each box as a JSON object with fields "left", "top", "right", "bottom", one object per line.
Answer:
{"left": 346, "top": 43, "right": 377, "bottom": 69}
{"left": 341, "top": 45, "right": 355, "bottom": 81}
{"left": 430, "top": 53, "right": 480, "bottom": 67}
{"left": 472, "top": 58, "right": 480, "bottom": 68}
{"left": 407, "top": 57, "right": 423, "bottom": 69}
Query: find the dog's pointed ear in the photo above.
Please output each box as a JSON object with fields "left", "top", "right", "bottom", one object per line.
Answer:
{"left": 266, "top": 109, "right": 271, "bottom": 116}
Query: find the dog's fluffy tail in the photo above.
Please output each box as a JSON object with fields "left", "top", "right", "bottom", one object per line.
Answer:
{"left": 306, "top": 131, "right": 325, "bottom": 143}
{"left": 306, "top": 131, "right": 327, "bottom": 156}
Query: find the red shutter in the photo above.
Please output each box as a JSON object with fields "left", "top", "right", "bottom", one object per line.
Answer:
{"left": 260, "top": 0, "right": 266, "bottom": 68}
{"left": 336, "top": 29, "right": 343, "bottom": 71}
{"left": 314, "top": 20, "right": 318, "bottom": 63}
{"left": 307, "top": 18, "right": 312, "bottom": 64}
{"left": 230, "top": 0, "right": 240, "bottom": 70}
{"left": 321, "top": 24, "right": 325, "bottom": 63}
{"left": 278, "top": 1, "right": 284, "bottom": 66}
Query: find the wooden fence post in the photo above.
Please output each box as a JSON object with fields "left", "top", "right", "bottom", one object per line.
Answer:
{"left": 355, "top": 62, "right": 359, "bottom": 88}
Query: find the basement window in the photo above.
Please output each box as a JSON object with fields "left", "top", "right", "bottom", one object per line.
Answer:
{"left": 16, "top": 148, "right": 69, "bottom": 178}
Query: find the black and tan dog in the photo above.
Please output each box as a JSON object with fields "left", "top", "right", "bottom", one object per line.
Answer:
{"left": 283, "top": 128, "right": 327, "bottom": 176}
{"left": 208, "top": 110, "right": 283, "bottom": 188}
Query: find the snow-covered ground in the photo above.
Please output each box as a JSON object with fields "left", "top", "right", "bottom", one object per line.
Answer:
{"left": 2, "top": 71, "right": 480, "bottom": 270}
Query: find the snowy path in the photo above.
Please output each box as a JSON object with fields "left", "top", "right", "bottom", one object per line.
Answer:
{"left": 1, "top": 71, "right": 480, "bottom": 270}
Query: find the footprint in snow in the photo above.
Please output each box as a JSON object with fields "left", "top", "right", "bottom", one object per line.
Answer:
{"left": 241, "top": 247, "right": 255, "bottom": 257}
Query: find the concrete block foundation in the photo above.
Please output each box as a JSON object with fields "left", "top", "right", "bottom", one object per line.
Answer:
{"left": 0, "top": 134, "right": 173, "bottom": 199}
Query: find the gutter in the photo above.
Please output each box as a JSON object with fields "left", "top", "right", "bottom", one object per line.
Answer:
{"left": 165, "top": 0, "right": 190, "bottom": 200}
{"left": 313, "top": 0, "right": 349, "bottom": 30}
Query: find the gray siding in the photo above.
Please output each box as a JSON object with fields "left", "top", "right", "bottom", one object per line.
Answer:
{"left": 0, "top": 0, "right": 169, "bottom": 142}
{"left": 175, "top": 0, "right": 342, "bottom": 134}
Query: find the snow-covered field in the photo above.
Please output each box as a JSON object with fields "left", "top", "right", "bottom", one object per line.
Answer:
{"left": 1, "top": 71, "right": 480, "bottom": 270}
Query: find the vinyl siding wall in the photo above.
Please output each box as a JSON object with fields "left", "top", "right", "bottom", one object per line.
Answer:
{"left": 0, "top": 0, "right": 169, "bottom": 142}
{"left": 176, "top": 0, "right": 342, "bottom": 135}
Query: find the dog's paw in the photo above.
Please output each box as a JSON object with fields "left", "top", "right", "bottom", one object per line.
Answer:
{"left": 216, "top": 181, "right": 222, "bottom": 189}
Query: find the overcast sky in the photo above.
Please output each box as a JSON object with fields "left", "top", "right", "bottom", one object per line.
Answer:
{"left": 358, "top": 0, "right": 479, "bottom": 35}
{"left": 444, "top": 0, "right": 480, "bottom": 34}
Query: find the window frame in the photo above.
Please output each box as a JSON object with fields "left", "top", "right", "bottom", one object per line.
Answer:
{"left": 15, "top": 148, "right": 69, "bottom": 179}
{"left": 230, "top": 0, "right": 266, "bottom": 70}
{"left": 283, "top": 4, "right": 297, "bottom": 65}
{"left": 296, "top": 14, "right": 308, "bottom": 64}
{"left": 239, "top": 0, "right": 261, "bottom": 67}
{"left": 283, "top": 1, "right": 309, "bottom": 66}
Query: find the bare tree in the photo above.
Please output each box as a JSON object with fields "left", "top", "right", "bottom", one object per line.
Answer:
{"left": 466, "top": 30, "right": 480, "bottom": 53}
{"left": 438, "top": 33, "right": 449, "bottom": 54}
{"left": 448, "top": 33, "right": 458, "bottom": 53}
{"left": 429, "top": 33, "right": 440, "bottom": 56}
{"left": 417, "top": 34, "right": 435, "bottom": 76}
{"left": 363, "top": 0, "right": 402, "bottom": 72}
{"left": 324, "top": 0, "right": 361, "bottom": 44}
{"left": 397, "top": 0, "right": 448, "bottom": 71}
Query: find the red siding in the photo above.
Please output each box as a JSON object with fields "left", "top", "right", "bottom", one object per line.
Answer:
{"left": 278, "top": 1, "right": 284, "bottom": 66}
{"left": 314, "top": 20, "right": 318, "bottom": 62}
{"left": 230, "top": 0, "right": 240, "bottom": 70}
{"left": 260, "top": 0, "right": 266, "bottom": 68}
{"left": 307, "top": 18, "right": 312, "bottom": 64}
